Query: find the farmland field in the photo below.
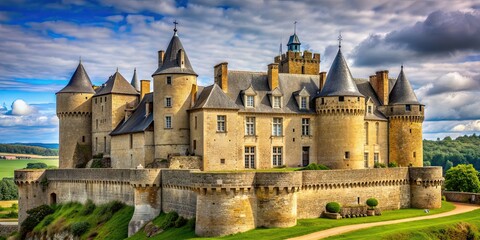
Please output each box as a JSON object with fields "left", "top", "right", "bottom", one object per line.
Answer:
{"left": 0, "top": 159, "right": 59, "bottom": 178}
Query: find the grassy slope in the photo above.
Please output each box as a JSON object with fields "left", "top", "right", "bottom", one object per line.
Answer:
{"left": 129, "top": 201, "right": 455, "bottom": 240}
{"left": 32, "top": 202, "right": 133, "bottom": 240}
{"left": 0, "top": 159, "right": 58, "bottom": 178}
{"left": 327, "top": 208, "right": 480, "bottom": 240}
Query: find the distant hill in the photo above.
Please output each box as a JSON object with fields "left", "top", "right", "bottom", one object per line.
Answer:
{"left": 0, "top": 144, "right": 58, "bottom": 156}
{"left": 10, "top": 143, "right": 59, "bottom": 149}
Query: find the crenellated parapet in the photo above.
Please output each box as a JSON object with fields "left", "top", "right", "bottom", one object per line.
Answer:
{"left": 56, "top": 112, "right": 92, "bottom": 118}
{"left": 316, "top": 96, "right": 365, "bottom": 115}
{"left": 14, "top": 169, "right": 46, "bottom": 185}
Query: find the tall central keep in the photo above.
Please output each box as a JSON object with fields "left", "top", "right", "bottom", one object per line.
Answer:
{"left": 152, "top": 28, "right": 198, "bottom": 159}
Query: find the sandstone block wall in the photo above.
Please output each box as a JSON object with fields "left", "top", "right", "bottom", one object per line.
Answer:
{"left": 443, "top": 191, "right": 480, "bottom": 204}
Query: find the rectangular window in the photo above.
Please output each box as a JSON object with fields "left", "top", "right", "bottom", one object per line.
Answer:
{"left": 165, "top": 116, "right": 172, "bottom": 129}
{"left": 273, "top": 96, "right": 281, "bottom": 108}
{"left": 272, "top": 118, "right": 283, "bottom": 136}
{"left": 96, "top": 119, "right": 99, "bottom": 129}
{"left": 368, "top": 106, "right": 372, "bottom": 113}
{"left": 165, "top": 97, "right": 172, "bottom": 107}
{"left": 129, "top": 134, "right": 133, "bottom": 149}
{"left": 220, "top": 159, "right": 225, "bottom": 164}
{"left": 302, "top": 118, "right": 310, "bottom": 136}
{"left": 272, "top": 147, "right": 283, "bottom": 166}
{"left": 95, "top": 137, "right": 98, "bottom": 151}
{"left": 339, "top": 96, "right": 344, "bottom": 102}
{"left": 95, "top": 98, "right": 97, "bottom": 104}
{"left": 406, "top": 105, "right": 411, "bottom": 111}
{"left": 245, "top": 146, "right": 255, "bottom": 168}
{"left": 301, "top": 97, "right": 307, "bottom": 109}
{"left": 166, "top": 76, "right": 172, "bottom": 85}
{"left": 374, "top": 153, "right": 379, "bottom": 164}
{"left": 104, "top": 136, "right": 107, "bottom": 152}
{"left": 345, "top": 151, "right": 350, "bottom": 159}
{"left": 217, "top": 115, "right": 226, "bottom": 132}
{"left": 364, "top": 153, "right": 369, "bottom": 168}
{"left": 246, "top": 95, "right": 255, "bottom": 107}
{"left": 194, "top": 116, "right": 197, "bottom": 129}
{"left": 193, "top": 140, "right": 196, "bottom": 150}
{"left": 245, "top": 117, "right": 255, "bottom": 135}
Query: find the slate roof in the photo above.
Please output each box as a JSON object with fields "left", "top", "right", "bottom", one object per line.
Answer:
{"left": 287, "top": 33, "right": 300, "bottom": 45}
{"left": 94, "top": 71, "right": 140, "bottom": 97}
{"left": 191, "top": 84, "right": 239, "bottom": 110}
{"left": 152, "top": 32, "right": 197, "bottom": 76}
{"left": 355, "top": 78, "right": 388, "bottom": 121}
{"left": 57, "top": 61, "right": 95, "bottom": 94}
{"left": 389, "top": 67, "right": 420, "bottom": 105}
{"left": 130, "top": 68, "right": 140, "bottom": 92}
{"left": 110, "top": 93, "right": 153, "bottom": 136}
{"left": 318, "top": 49, "right": 363, "bottom": 97}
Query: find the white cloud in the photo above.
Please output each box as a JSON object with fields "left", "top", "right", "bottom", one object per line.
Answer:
{"left": 451, "top": 120, "right": 480, "bottom": 132}
{"left": 8, "top": 99, "right": 37, "bottom": 116}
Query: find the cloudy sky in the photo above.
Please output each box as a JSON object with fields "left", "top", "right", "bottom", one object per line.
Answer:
{"left": 1, "top": 0, "right": 480, "bottom": 143}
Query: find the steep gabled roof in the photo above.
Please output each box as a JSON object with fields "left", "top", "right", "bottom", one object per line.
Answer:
{"left": 318, "top": 49, "right": 363, "bottom": 97}
{"left": 94, "top": 71, "right": 140, "bottom": 97}
{"left": 152, "top": 31, "right": 197, "bottom": 76}
{"left": 287, "top": 33, "right": 300, "bottom": 45}
{"left": 389, "top": 67, "right": 420, "bottom": 105}
{"left": 57, "top": 61, "right": 95, "bottom": 94}
{"left": 191, "top": 84, "right": 239, "bottom": 110}
{"left": 130, "top": 68, "right": 140, "bottom": 92}
{"left": 110, "top": 93, "right": 153, "bottom": 136}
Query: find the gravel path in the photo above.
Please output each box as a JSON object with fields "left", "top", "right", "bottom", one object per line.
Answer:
{"left": 288, "top": 202, "right": 480, "bottom": 240}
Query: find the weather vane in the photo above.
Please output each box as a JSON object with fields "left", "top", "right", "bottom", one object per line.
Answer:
{"left": 173, "top": 20, "right": 178, "bottom": 32}
{"left": 294, "top": 21, "right": 298, "bottom": 34}
{"left": 338, "top": 31, "right": 343, "bottom": 49}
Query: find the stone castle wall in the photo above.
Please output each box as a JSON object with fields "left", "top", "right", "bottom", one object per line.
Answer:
{"left": 15, "top": 166, "right": 443, "bottom": 237}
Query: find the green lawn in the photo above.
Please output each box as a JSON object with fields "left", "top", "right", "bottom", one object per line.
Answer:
{"left": 327, "top": 207, "right": 480, "bottom": 240}
{"left": 130, "top": 201, "right": 455, "bottom": 240}
{"left": 0, "top": 159, "right": 58, "bottom": 178}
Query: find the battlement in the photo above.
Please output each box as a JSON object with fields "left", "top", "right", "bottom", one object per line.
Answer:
{"left": 274, "top": 50, "right": 320, "bottom": 63}
{"left": 315, "top": 96, "right": 365, "bottom": 115}
{"left": 14, "top": 169, "right": 46, "bottom": 185}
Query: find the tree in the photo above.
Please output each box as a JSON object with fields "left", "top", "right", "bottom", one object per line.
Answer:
{"left": 444, "top": 164, "right": 480, "bottom": 193}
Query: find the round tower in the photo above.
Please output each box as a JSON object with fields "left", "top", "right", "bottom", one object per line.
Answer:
{"left": 387, "top": 66, "right": 424, "bottom": 167}
{"left": 152, "top": 26, "right": 197, "bottom": 159}
{"left": 316, "top": 48, "right": 365, "bottom": 169}
{"left": 56, "top": 60, "right": 94, "bottom": 168}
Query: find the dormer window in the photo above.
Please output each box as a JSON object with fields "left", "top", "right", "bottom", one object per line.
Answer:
{"left": 300, "top": 97, "right": 308, "bottom": 109}
{"left": 368, "top": 106, "right": 372, "bottom": 114}
{"left": 246, "top": 95, "right": 255, "bottom": 108}
{"left": 273, "top": 96, "right": 281, "bottom": 108}
{"left": 406, "top": 105, "right": 411, "bottom": 111}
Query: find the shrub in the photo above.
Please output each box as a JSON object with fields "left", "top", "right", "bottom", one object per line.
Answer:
{"left": 99, "top": 201, "right": 124, "bottom": 216}
{"left": 326, "top": 202, "right": 341, "bottom": 213}
{"left": 11, "top": 203, "right": 18, "bottom": 210}
{"left": 25, "top": 162, "right": 48, "bottom": 169}
{"left": 71, "top": 221, "right": 90, "bottom": 236}
{"left": 81, "top": 199, "right": 96, "bottom": 216}
{"left": 303, "top": 163, "right": 330, "bottom": 170}
{"left": 42, "top": 214, "right": 55, "bottom": 227}
{"left": 374, "top": 163, "right": 386, "bottom": 168}
{"left": 442, "top": 195, "right": 447, "bottom": 201}
{"left": 20, "top": 205, "right": 54, "bottom": 238}
{"left": 366, "top": 198, "right": 379, "bottom": 209}
{"left": 3, "top": 211, "right": 18, "bottom": 218}
{"left": 174, "top": 216, "right": 188, "bottom": 228}
{"left": 186, "top": 217, "right": 196, "bottom": 230}
{"left": 388, "top": 162, "right": 398, "bottom": 168}
{"left": 161, "top": 212, "right": 179, "bottom": 229}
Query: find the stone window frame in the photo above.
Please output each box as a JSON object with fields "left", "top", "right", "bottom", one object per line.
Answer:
{"left": 272, "top": 146, "right": 283, "bottom": 166}
{"left": 217, "top": 115, "right": 226, "bottom": 132}
{"left": 272, "top": 117, "right": 283, "bottom": 136}
{"left": 300, "top": 96, "right": 308, "bottom": 110}
{"left": 301, "top": 118, "right": 310, "bottom": 136}
{"left": 375, "top": 122, "right": 379, "bottom": 145}
{"left": 374, "top": 152, "right": 379, "bottom": 164}
{"left": 246, "top": 95, "right": 255, "bottom": 108}
{"left": 364, "top": 122, "right": 369, "bottom": 145}
{"left": 364, "top": 152, "right": 369, "bottom": 168}
{"left": 244, "top": 146, "right": 255, "bottom": 169}
{"left": 165, "top": 115, "right": 172, "bottom": 129}
{"left": 245, "top": 116, "right": 255, "bottom": 136}
{"left": 165, "top": 96, "right": 172, "bottom": 108}
{"left": 273, "top": 96, "right": 282, "bottom": 108}
{"left": 166, "top": 76, "right": 172, "bottom": 85}
{"left": 344, "top": 151, "right": 350, "bottom": 159}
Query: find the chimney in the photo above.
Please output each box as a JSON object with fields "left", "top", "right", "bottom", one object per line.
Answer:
{"left": 374, "top": 70, "right": 389, "bottom": 105}
{"left": 190, "top": 84, "right": 198, "bottom": 107}
{"left": 158, "top": 50, "right": 165, "bottom": 68}
{"left": 268, "top": 63, "right": 279, "bottom": 90}
{"left": 319, "top": 72, "right": 327, "bottom": 91}
{"left": 140, "top": 80, "right": 150, "bottom": 100}
{"left": 214, "top": 62, "right": 228, "bottom": 93}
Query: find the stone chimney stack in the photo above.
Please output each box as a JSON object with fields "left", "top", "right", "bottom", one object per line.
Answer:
{"left": 158, "top": 50, "right": 165, "bottom": 68}
{"left": 319, "top": 72, "right": 327, "bottom": 91}
{"left": 372, "top": 70, "right": 389, "bottom": 105}
{"left": 214, "top": 62, "right": 228, "bottom": 93}
{"left": 268, "top": 63, "right": 279, "bottom": 90}
{"left": 140, "top": 80, "right": 150, "bottom": 100}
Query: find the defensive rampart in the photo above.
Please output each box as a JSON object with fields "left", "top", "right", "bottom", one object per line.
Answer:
{"left": 15, "top": 167, "right": 443, "bottom": 237}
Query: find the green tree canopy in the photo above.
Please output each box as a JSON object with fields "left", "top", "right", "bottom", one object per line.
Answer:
{"left": 444, "top": 164, "right": 480, "bottom": 193}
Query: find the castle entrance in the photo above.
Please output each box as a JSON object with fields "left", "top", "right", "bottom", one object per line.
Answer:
{"left": 302, "top": 147, "right": 310, "bottom": 166}
{"left": 50, "top": 193, "right": 57, "bottom": 205}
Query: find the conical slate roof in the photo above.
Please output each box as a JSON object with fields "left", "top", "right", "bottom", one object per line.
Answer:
{"left": 57, "top": 61, "right": 95, "bottom": 94}
{"left": 152, "top": 31, "right": 197, "bottom": 76}
{"left": 389, "top": 67, "right": 420, "bottom": 105}
{"left": 287, "top": 33, "right": 300, "bottom": 45}
{"left": 131, "top": 68, "right": 140, "bottom": 92}
{"left": 94, "top": 70, "right": 139, "bottom": 97}
{"left": 318, "top": 49, "right": 363, "bottom": 97}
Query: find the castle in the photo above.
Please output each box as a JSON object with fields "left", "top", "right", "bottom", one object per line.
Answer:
{"left": 15, "top": 26, "right": 443, "bottom": 237}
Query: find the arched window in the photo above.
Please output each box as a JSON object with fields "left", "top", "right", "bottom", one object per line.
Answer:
{"left": 364, "top": 122, "right": 369, "bottom": 145}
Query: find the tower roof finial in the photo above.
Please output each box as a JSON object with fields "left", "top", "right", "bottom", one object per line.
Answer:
{"left": 338, "top": 31, "right": 343, "bottom": 49}
{"left": 294, "top": 21, "right": 297, "bottom": 34}
{"left": 79, "top": 56, "right": 82, "bottom": 64}
{"left": 173, "top": 20, "right": 178, "bottom": 34}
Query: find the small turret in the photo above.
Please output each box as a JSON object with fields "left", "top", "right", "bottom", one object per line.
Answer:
{"left": 56, "top": 60, "right": 94, "bottom": 168}
{"left": 316, "top": 47, "right": 365, "bottom": 169}
{"left": 387, "top": 66, "right": 424, "bottom": 167}
{"left": 131, "top": 68, "right": 140, "bottom": 92}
